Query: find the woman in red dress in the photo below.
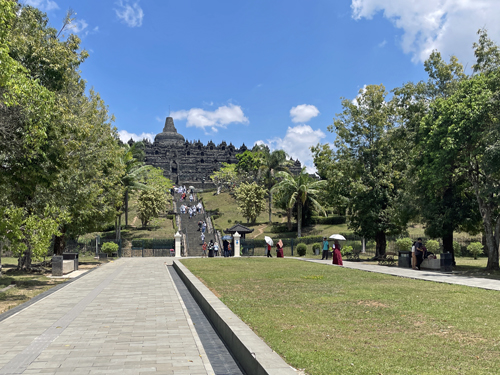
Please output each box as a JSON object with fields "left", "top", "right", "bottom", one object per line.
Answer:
{"left": 276, "top": 240, "right": 284, "bottom": 258}
{"left": 331, "top": 240, "right": 343, "bottom": 266}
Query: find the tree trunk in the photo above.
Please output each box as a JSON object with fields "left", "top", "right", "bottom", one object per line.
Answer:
{"left": 375, "top": 231, "right": 386, "bottom": 258}
{"left": 53, "top": 227, "right": 66, "bottom": 256}
{"left": 268, "top": 189, "right": 273, "bottom": 224}
{"left": 116, "top": 214, "right": 122, "bottom": 241}
{"left": 474, "top": 194, "right": 500, "bottom": 270}
{"left": 287, "top": 208, "right": 292, "bottom": 231}
{"left": 442, "top": 230, "right": 455, "bottom": 266}
{"left": 18, "top": 248, "right": 32, "bottom": 271}
{"left": 297, "top": 202, "right": 302, "bottom": 238}
{"left": 125, "top": 190, "right": 129, "bottom": 226}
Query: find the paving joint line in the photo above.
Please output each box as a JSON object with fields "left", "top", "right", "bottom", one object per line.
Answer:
{"left": 0, "top": 265, "right": 124, "bottom": 375}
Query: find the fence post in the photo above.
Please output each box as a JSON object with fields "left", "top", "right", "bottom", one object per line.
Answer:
{"left": 291, "top": 239, "right": 294, "bottom": 256}
{"left": 142, "top": 240, "right": 144, "bottom": 257}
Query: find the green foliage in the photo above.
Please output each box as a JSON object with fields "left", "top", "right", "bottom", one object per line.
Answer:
{"left": 453, "top": 241, "right": 463, "bottom": 257}
{"left": 425, "top": 240, "right": 440, "bottom": 254}
{"left": 467, "top": 242, "right": 484, "bottom": 260}
{"left": 312, "top": 243, "right": 321, "bottom": 254}
{"left": 317, "top": 84, "right": 409, "bottom": 256}
{"left": 210, "top": 163, "right": 237, "bottom": 194}
{"left": 396, "top": 238, "right": 413, "bottom": 252}
{"left": 234, "top": 182, "right": 267, "bottom": 223}
{"left": 310, "top": 216, "right": 346, "bottom": 225}
{"left": 341, "top": 245, "right": 353, "bottom": 256}
{"left": 101, "top": 242, "right": 118, "bottom": 255}
{"left": 272, "top": 169, "right": 327, "bottom": 237}
{"left": 296, "top": 243, "right": 307, "bottom": 256}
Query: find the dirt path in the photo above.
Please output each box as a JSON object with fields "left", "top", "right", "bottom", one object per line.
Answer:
{"left": 251, "top": 224, "right": 268, "bottom": 239}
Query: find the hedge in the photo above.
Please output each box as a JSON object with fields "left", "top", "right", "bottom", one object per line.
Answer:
{"left": 131, "top": 239, "right": 175, "bottom": 249}
{"left": 310, "top": 216, "right": 346, "bottom": 225}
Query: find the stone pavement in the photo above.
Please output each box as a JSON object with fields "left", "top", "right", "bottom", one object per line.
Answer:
{"left": 0, "top": 258, "right": 216, "bottom": 375}
{"left": 300, "top": 258, "right": 500, "bottom": 291}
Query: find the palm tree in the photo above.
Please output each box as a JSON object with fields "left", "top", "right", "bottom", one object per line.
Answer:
{"left": 120, "top": 142, "right": 152, "bottom": 227}
{"left": 272, "top": 169, "right": 327, "bottom": 237}
{"left": 257, "top": 146, "right": 291, "bottom": 223}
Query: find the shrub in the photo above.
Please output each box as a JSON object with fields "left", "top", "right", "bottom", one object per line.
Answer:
{"left": 467, "top": 242, "right": 484, "bottom": 259}
{"left": 453, "top": 241, "right": 462, "bottom": 256}
{"left": 312, "top": 243, "right": 321, "bottom": 254}
{"left": 341, "top": 245, "right": 353, "bottom": 256}
{"left": 227, "top": 219, "right": 232, "bottom": 223}
{"left": 395, "top": 238, "right": 413, "bottom": 252}
{"left": 425, "top": 240, "right": 440, "bottom": 253}
{"left": 310, "top": 216, "right": 346, "bottom": 225}
{"left": 101, "top": 242, "right": 118, "bottom": 255}
{"left": 296, "top": 243, "right": 307, "bottom": 256}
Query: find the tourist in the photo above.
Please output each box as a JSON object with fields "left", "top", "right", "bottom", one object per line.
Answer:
{"left": 214, "top": 241, "right": 219, "bottom": 256}
{"left": 228, "top": 242, "right": 232, "bottom": 257}
{"left": 202, "top": 241, "right": 207, "bottom": 258}
{"left": 266, "top": 243, "right": 272, "bottom": 257}
{"left": 208, "top": 240, "right": 214, "bottom": 257}
{"left": 332, "top": 240, "right": 343, "bottom": 266}
{"left": 201, "top": 232, "right": 205, "bottom": 243}
{"left": 321, "top": 237, "right": 329, "bottom": 260}
{"left": 189, "top": 194, "right": 194, "bottom": 202}
{"left": 223, "top": 240, "right": 229, "bottom": 257}
{"left": 201, "top": 221, "right": 206, "bottom": 233}
{"left": 276, "top": 240, "right": 284, "bottom": 258}
{"left": 412, "top": 238, "right": 423, "bottom": 269}
{"left": 198, "top": 220, "right": 203, "bottom": 231}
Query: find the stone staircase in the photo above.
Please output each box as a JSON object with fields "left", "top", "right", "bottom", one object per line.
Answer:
{"left": 173, "top": 192, "right": 216, "bottom": 256}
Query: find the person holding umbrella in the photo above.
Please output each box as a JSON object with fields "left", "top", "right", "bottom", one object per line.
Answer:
{"left": 329, "top": 234, "right": 345, "bottom": 266}
{"left": 265, "top": 236, "right": 273, "bottom": 258}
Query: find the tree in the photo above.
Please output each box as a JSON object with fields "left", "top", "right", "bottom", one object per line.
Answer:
{"left": 235, "top": 149, "right": 263, "bottom": 182}
{"left": 324, "top": 84, "right": 409, "bottom": 256}
{"left": 392, "top": 51, "right": 481, "bottom": 264}
{"left": 137, "top": 167, "right": 172, "bottom": 227}
{"left": 272, "top": 169, "right": 327, "bottom": 237}
{"left": 210, "top": 163, "right": 238, "bottom": 194}
{"left": 419, "top": 71, "right": 500, "bottom": 270}
{"left": 234, "top": 182, "right": 267, "bottom": 224}
{"left": 256, "top": 146, "right": 291, "bottom": 223}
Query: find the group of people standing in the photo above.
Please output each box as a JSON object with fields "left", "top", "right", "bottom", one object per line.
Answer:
{"left": 322, "top": 237, "right": 343, "bottom": 266}
{"left": 266, "top": 240, "right": 284, "bottom": 258}
{"left": 202, "top": 239, "right": 232, "bottom": 258}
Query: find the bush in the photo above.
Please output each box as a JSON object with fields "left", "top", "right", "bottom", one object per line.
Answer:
{"left": 341, "top": 245, "right": 353, "bottom": 256}
{"left": 310, "top": 216, "right": 346, "bottom": 225}
{"left": 312, "top": 243, "right": 321, "bottom": 254}
{"left": 227, "top": 219, "right": 232, "bottom": 223}
{"left": 396, "top": 238, "right": 413, "bottom": 252}
{"left": 101, "top": 242, "right": 118, "bottom": 255}
{"left": 426, "top": 240, "right": 440, "bottom": 253}
{"left": 296, "top": 243, "right": 307, "bottom": 256}
{"left": 467, "top": 242, "right": 484, "bottom": 259}
{"left": 453, "top": 241, "right": 462, "bottom": 256}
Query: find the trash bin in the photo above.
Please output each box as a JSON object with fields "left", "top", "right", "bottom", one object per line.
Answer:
{"left": 62, "top": 253, "right": 79, "bottom": 270}
{"left": 52, "top": 256, "right": 63, "bottom": 276}
{"left": 440, "top": 252, "right": 453, "bottom": 273}
{"left": 398, "top": 251, "right": 411, "bottom": 268}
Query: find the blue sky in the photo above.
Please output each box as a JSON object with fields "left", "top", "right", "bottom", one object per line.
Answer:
{"left": 25, "top": 0, "right": 500, "bottom": 171}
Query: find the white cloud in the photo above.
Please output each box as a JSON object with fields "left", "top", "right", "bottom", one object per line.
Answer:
{"left": 115, "top": 1, "right": 144, "bottom": 28}
{"left": 255, "top": 125, "right": 326, "bottom": 173}
{"left": 24, "top": 0, "right": 58, "bottom": 11}
{"left": 351, "top": 0, "right": 500, "bottom": 64}
{"left": 378, "top": 39, "right": 387, "bottom": 48}
{"left": 290, "top": 104, "right": 320, "bottom": 123}
{"left": 171, "top": 104, "right": 249, "bottom": 133}
{"left": 118, "top": 130, "right": 154, "bottom": 143}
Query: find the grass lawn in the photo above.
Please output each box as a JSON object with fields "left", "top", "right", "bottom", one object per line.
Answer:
{"left": 182, "top": 258, "right": 500, "bottom": 375}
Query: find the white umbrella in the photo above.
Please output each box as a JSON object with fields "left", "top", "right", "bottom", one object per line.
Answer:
{"left": 264, "top": 236, "right": 274, "bottom": 246}
{"left": 329, "top": 234, "right": 346, "bottom": 241}
{"left": 189, "top": 186, "right": 195, "bottom": 190}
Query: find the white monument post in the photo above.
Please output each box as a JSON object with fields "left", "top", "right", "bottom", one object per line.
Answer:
{"left": 233, "top": 231, "right": 241, "bottom": 258}
{"left": 174, "top": 231, "right": 182, "bottom": 257}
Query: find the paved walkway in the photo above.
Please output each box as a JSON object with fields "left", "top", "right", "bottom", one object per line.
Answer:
{"left": 300, "top": 258, "right": 500, "bottom": 291}
{"left": 0, "top": 258, "right": 218, "bottom": 375}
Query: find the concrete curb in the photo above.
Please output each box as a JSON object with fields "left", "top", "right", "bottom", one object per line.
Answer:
{"left": 173, "top": 260, "right": 297, "bottom": 375}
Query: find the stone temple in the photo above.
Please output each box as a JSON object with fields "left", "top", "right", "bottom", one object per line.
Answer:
{"left": 139, "top": 116, "right": 302, "bottom": 188}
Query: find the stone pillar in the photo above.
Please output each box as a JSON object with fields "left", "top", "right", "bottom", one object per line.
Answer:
{"left": 233, "top": 231, "right": 241, "bottom": 258}
{"left": 174, "top": 231, "right": 182, "bottom": 257}
{"left": 52, "top": 256, "right": 63, "bottom": 276}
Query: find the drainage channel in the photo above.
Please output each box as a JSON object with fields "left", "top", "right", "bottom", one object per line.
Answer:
{"left": 168, "top": 266, "right": 246, "bottom": 375}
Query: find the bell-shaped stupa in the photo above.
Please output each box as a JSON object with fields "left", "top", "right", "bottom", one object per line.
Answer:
{"left": 154, "top": 117, "right": 185, "bottom": 146}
